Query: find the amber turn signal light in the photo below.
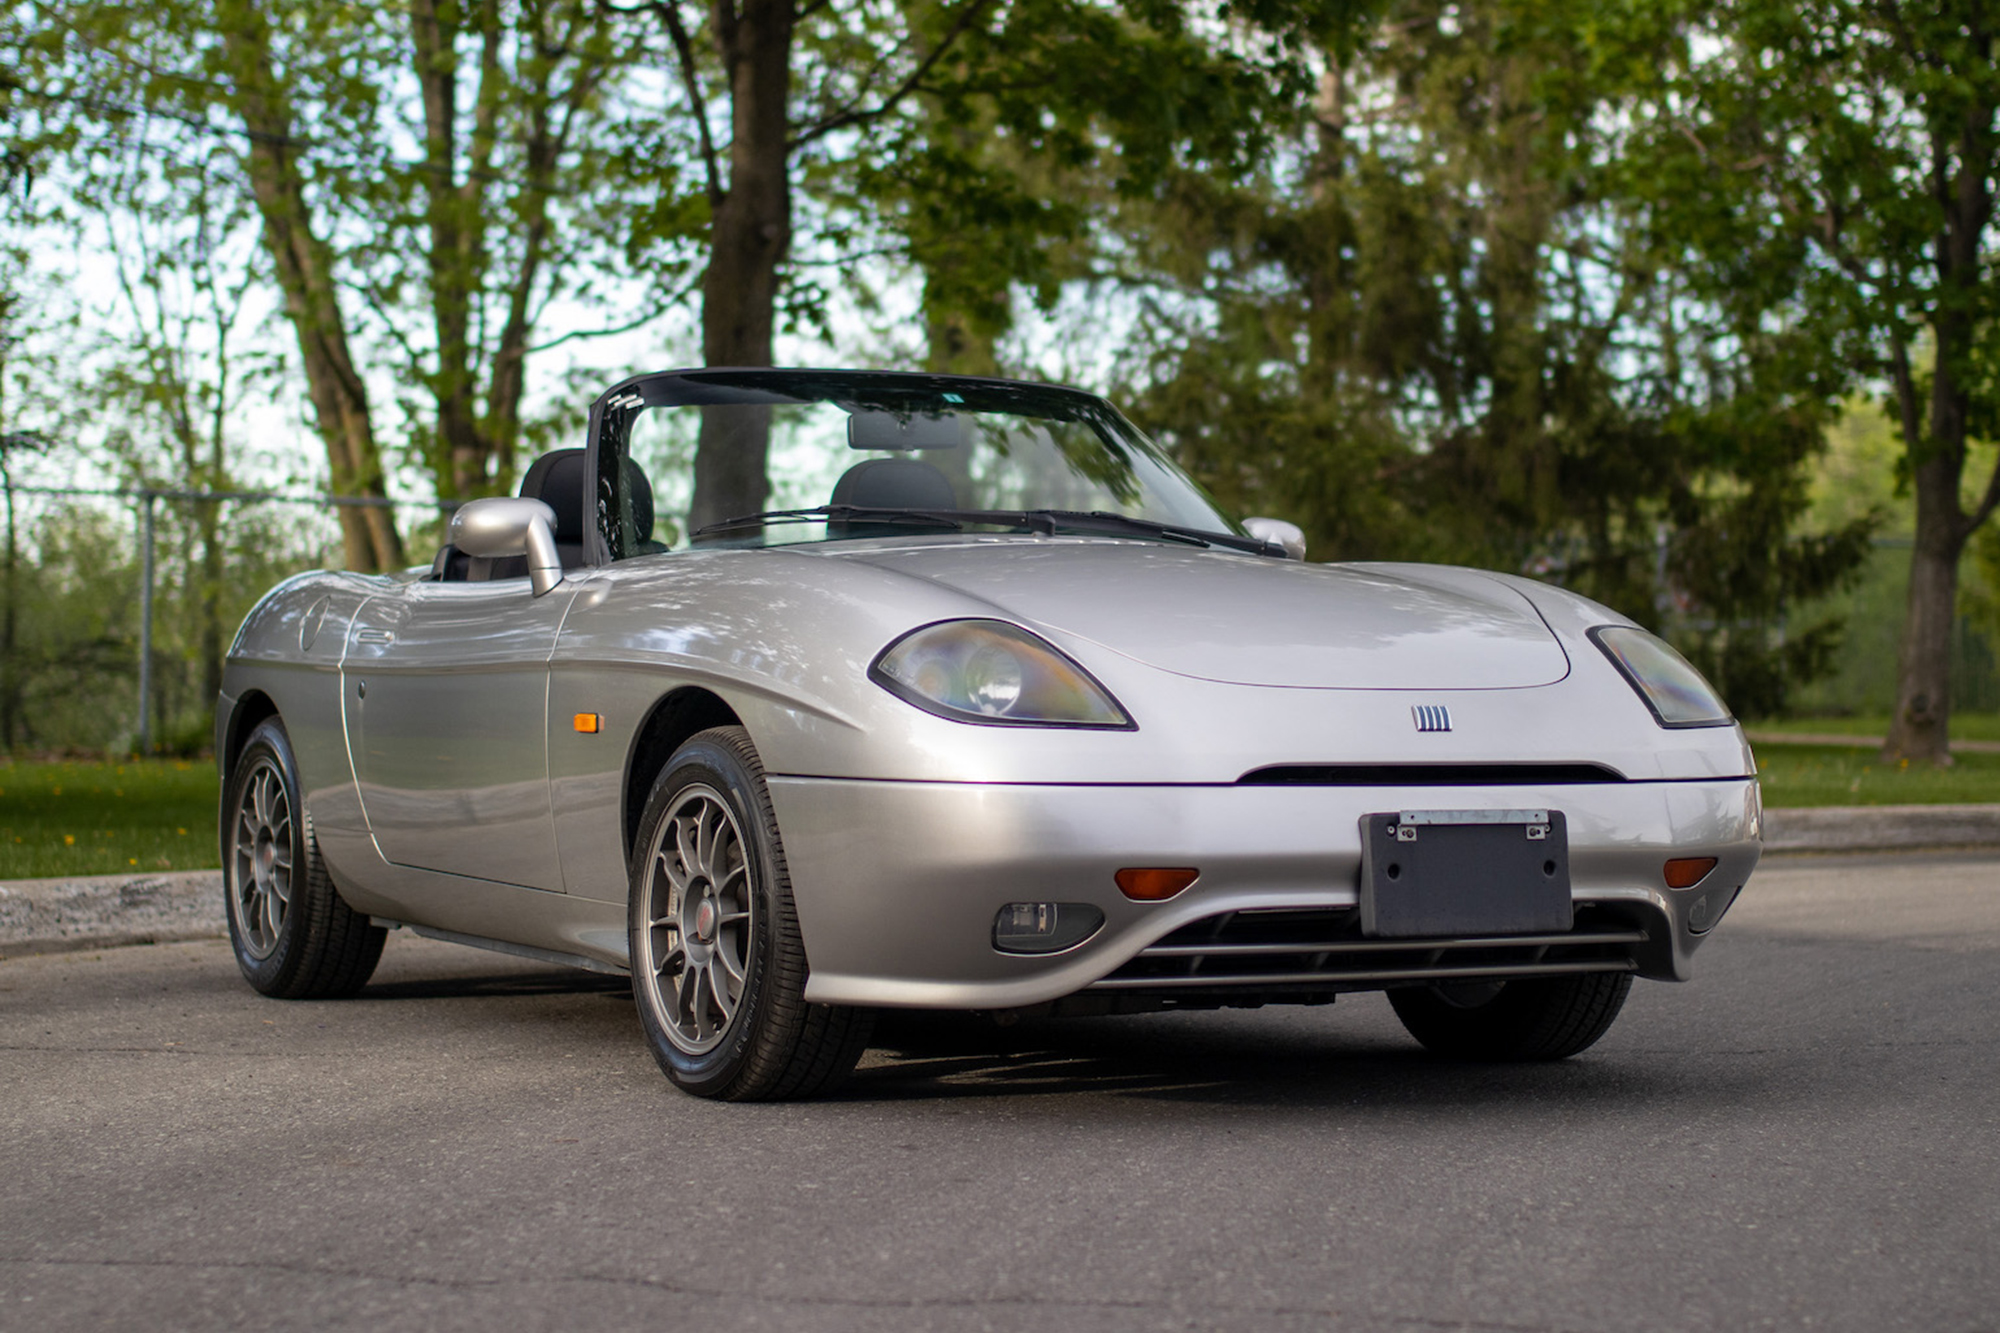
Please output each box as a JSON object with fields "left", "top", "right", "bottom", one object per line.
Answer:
{"left": 573, "top": 713, "right": 601, "bottom": 734}
{"left": 1663, "top": 857, "right": 1718, "bottom": 889}
{"left": 1116, "top": 867, "right": 1199, "bottom": 901}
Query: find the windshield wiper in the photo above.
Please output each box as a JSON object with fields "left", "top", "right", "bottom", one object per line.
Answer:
{"left": 1021, "top": 510, "right": 1276, "bottom": 556}
{"left": 693, "top": 504, "right": 980, "bottom": 539}
{"left": 693, "top": 504, "right": 1281, "bottom": 556}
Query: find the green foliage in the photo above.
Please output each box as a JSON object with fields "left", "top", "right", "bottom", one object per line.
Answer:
{"left": 0, "top": 495, "right": 335, "bottom": 755}
{"left": 3, "top": 504, "right": 139, "bottom": 752}
{"left": 1751, "top": 713, "right": 2000, "bottom": 744}
{"left": 1627, "top": 0, "right": 2000, "bottom": 753}
{"left": 0, "top": 757, "right": 217, "bottom": 877}
{"left": 1752, "top": 742, "right": 2000, "bottom": 809}
{"left": 1113, "top": 0, "right": 1874, "bottom": 715}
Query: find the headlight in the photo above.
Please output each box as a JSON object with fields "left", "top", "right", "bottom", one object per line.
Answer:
{"left": 871, "top": 620, "right": 1134, "bottom": 728}
{"left": 1589, "top": 626, "right": 1733, "bottom": 728}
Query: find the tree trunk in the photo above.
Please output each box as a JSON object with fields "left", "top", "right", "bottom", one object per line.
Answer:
{"left": 484, "top": 64, "right": 579, "bottom": 492}
{"left": 687, "top": 0, "right": 794, "bottom": 533}
{"left": 1885, "top": 487, "right": 1964, "bottom": 765}
{"left": 1882, "top": 77, "right": 1995, "bottom": 765}
{"left": 217, "top": 0, "right": 405, "bottom": 572}
{"left": 1, "top": 457, "right": 17, "bottom": 753}
{"left": 411, "top": 0, "right": 494, "bottom": 501}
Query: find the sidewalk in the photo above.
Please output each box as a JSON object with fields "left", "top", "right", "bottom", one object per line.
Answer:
{"left": 5, "top": 803, "right": 1998, "bottom": 958}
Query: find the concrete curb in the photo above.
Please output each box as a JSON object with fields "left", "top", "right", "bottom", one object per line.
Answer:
{"left": 0, "top": 870, "right": 224, "bottom": 958}
{"left": 1761, "top": 804, "right": 2000, "bottom": 855}
{"left": 4, "top": 804, "right": 1998, "bottom": 957}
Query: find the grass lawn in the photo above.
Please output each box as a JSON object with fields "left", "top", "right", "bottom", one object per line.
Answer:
{"left": 1748, "top": 712, "right": 2000, "bottom": 743}
{"left": 0, "top": 758, "right": 219, "bottom": 879}
{"left": 1752, "top": 742, "right": 2000, "bottom": 808}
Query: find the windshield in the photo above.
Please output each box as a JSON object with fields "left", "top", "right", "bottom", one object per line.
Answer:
{"left": 596, "top": 370, "right": 1238, "bottom": 558}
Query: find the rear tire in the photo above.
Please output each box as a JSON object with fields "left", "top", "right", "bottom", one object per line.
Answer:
{"left": 222, "top": 718, "right": 385, "bottom": 998}
{"left": 1388, "top": 972, "right": 1632, "bottom": 1061}
{"left": 628, "top": 726, "right": 872, "bottom": 1100}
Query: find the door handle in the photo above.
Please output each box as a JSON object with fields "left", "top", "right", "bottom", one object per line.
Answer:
{"left": 355, "top": 629, "right": 395, "bottom": 644}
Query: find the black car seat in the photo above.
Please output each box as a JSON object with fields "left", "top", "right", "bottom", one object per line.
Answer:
{"left": 826, "top": 457, "right": 958, "bottom": 540}
{"left": 433, "top": 449, "right": 656, "bottom": 581}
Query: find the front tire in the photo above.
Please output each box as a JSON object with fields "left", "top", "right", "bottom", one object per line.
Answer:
{"left": 1388, "top": 972, "right": 1632, "bottom": 1061}
{"left": 222, "top": 718, "right": 385, "bottom": 998}
{"left": 628, "top": 727, "right": 872, "bottom": 1100}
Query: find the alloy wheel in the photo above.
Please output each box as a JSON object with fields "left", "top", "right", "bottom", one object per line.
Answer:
{"left": 637, "top": 785, "right": 755, "bottom": 1054}
{"left": 230, "top": 756, "right": 293, "bottom": 961}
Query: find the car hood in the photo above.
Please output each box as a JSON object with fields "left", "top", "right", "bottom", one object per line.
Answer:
{"left": 827, "top": 541, "right": 1570, "bottom": 689}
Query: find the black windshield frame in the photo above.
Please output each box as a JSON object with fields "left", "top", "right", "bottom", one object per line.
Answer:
{"left": 586, "top": 367, "right": 1240, "bottom": 564}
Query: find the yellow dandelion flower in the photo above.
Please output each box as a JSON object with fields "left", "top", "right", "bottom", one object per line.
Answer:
{"left": 177, "top": 827, "right": 188, "bottom": 836}
{"left": 128, "top": 858, "right": 137, "bottom": 866}
{"left": 63, "top": 834, "right": 74, "bottom": 845}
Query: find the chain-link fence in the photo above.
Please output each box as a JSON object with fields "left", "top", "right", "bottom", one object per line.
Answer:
{"left": 0, "top": 480, "right": 456, "bottom": 755}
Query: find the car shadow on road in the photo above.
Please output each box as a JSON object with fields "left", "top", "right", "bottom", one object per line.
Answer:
{"left": 357, "top": 968, "right": 634, "bottom": 1002}
{"left": 846, "top": 1009, "right": 1760, "bottom": 1111}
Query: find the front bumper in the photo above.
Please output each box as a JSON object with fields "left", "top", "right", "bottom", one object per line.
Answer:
{"left": 768, "top": 776, "right": 1761, "bottom": 1009}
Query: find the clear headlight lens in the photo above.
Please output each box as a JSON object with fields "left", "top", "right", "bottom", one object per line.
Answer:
{"left": 1590, "top": 626, "right": 1733, "bottom": 728}
{"left": 872, "top": 620, "right": 1133, "bottom": 728}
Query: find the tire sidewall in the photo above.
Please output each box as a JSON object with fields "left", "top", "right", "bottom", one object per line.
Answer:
{"left": 628, "top": 733, "right": 783, "bottom": 1097}
{"left": 222, "top": 719, "right": 312, "bottom": 994}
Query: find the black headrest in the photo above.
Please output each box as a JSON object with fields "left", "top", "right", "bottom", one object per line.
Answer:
{"left": 521, "top": 449, "right": 653, "bottom": 544}
{"left": 830, "top": 458, "right": 957, "bottom": 512}
{"left": 520, "top": 449, "right": 588, "bottom": 543}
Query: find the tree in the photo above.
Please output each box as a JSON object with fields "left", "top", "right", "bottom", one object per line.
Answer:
{"left": 1649, "top": 0, "right": 2000, "bottom": 761}
{"left": 1112, "top": 0, "right": 1874, "bottom": 714}
{"left": 0, "top": 109, "right": 53, "bottom": 751}
{"left": 88, "top": 121, "right": 262, "bottom": 709}
{"left": 11, "top": 0, "right": 697, "bottom": 569}
{"left": 639, "top": 0, "right": 1342, "bottom": 528}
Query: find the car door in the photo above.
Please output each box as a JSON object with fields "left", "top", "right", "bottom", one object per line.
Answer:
{"left": 345, "top": 578, "right": 580, "bottom": 891}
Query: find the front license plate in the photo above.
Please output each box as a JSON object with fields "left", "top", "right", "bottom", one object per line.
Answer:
{"left": 1359, "top": 809, "right": 1572, "bottom": 938}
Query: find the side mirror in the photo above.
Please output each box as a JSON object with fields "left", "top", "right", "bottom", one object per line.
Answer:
{"left": 1243, "top": 517, "right": 1306, "bottom": 560}
{"left": 449, "top": 497, "right": 563, "bottom": 597}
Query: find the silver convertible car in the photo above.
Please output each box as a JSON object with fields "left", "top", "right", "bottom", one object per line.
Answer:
{"left": 217, "top": 368, "right": 1761, "bottom": 1099}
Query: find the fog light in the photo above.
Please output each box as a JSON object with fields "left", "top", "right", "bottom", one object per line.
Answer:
{"left": 1687, "top": 883, "right": 1740, "bottom": 934}
{"left": 1663, "top": 857, "right": 1718, "bottom": 889}
{"left": 993, "top": 902, "right": 1105, "bottom": 954}
{"left": 1116, "top": 867, "right": 1199, "bottom": 901}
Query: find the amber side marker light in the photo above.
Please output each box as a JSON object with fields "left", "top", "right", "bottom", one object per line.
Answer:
{"left": 1663, "top": 857, "right": 1718, "bottom": 889}
{"left": 1117, "top": 868, "right": 1200, "bottom": 901}
{"left": 573, "top": 713, "right": 601, "bottom": 734}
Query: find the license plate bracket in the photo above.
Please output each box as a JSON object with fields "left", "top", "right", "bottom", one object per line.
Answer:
{"left": 1359, "top": 809, "right": 1572, "bottom": 938}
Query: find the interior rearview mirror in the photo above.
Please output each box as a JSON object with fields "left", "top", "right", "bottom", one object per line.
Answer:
{"left": 848, "top": 409, "right": 969, "bottom": 452}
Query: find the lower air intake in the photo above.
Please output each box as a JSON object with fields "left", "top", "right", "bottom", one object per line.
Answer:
{"left": 1089, "top": 905, "right": 1646, "bottom": 996}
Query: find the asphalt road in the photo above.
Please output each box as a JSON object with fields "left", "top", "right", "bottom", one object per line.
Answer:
{"left": 3, "top": 852, "right": 1997, "bottom": 1333}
